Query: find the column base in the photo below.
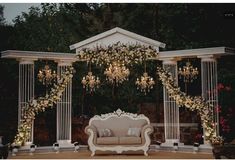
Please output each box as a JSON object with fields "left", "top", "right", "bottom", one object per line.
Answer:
{"left": 161, "top": 139, "right": 184, "bottom": 147}
{"left": 200, "top": 143, "right": 212, "bottom": 149}
{"left": 57, "top": 140, "right": 73, "bottom": 147}
{"left": 20, "top": 141, "right": 33, "bottom": 149}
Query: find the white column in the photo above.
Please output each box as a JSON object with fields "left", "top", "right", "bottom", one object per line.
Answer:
{"left": 56, "top": 60, "right": 73, "bottom": 147}
{"left": 18, "top": 58, "right": 35, "bottom": 145}
{"left": 162, "top": 58, "right": 180, "bottom": 146}
{"left": 199, "top": 55, "right": 219, "bottom": 144}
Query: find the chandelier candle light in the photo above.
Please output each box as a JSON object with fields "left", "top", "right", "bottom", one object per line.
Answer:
{"left": 81, "top": 62, "right": 100, "bottom": 92}
{"left": 136, "top": 62, "right": 155, "bottom": 95}
{"left": 38, "top": 64, "right": 57, "bottom": 86}
{"left": 178, "top": 61, "right": 199, "bottom": 93}
{"left": 104, "top": 61, "right": 130, "bottom": 86}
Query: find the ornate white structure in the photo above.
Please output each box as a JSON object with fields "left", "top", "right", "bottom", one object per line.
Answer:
{"left": 56, "top": 60, "right": 73, "bottom": 146}
{"left": 161, "top": 58, "right": 180, "bottom": 145}
{"left": 18, "top": 58, "right": 35, "bottom": 144}
{"left": 1, "top": 27, "right": 235, "bottom": 149}
{"left": 85, "top": 109, "right": 153, "bottom": 156}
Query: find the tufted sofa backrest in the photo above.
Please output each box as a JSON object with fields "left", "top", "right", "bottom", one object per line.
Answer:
{"left": 91, "top": 116, "right": 148, "bottom": 137}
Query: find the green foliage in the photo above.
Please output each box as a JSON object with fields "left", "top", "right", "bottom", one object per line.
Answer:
{"left": 0, "top": 5, "right": 5, "bottom": 24}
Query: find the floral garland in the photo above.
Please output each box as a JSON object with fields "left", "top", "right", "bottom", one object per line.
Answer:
{"left": 157, "top": 67, "right": 223, "bottom": 144}
{"left": 76, "top": 42, "right": 158, "bottom": 65}
{"left": 13, "top": 67, "right": 74, "bottom": 146}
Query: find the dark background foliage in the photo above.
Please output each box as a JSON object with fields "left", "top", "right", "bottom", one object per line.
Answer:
{"left": 0, "top": 3, "right": 235, "bottom": 144}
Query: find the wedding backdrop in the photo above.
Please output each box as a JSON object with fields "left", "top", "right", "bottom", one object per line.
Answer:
{"left": 1, "top": 5, "right": 235, "bottom": 158}
{"left": 1, "top": 27, "right": 234, "bottom": 148}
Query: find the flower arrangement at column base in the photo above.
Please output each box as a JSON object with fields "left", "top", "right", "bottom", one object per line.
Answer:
{"left": 212, "top": 136, "right": 224, "bottom": 147}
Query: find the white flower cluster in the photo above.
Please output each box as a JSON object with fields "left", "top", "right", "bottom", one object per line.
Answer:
{"left": 157, "top": 67, "right": 222, "bottom": 143}
{"left": 76, "top": 42, "right": 158, "bottom": 66}
{"left": 13, "top": 67, "right": 74, "bottom": 146}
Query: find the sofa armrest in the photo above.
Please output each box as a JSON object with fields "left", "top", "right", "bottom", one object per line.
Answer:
{"left": 141, "top": 124, "right": 154, "bottom": 144}
{"left": 85, "top": 125, "right": 98, "bottom": 145}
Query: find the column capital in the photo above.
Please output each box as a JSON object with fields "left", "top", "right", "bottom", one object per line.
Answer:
{"left": 56, "top": 60, "right": 73, "bottom": 66}
{"left": 198, "top": 55, "right": 217, "bottom": 62}
{"left": 18, "top": 58, "right": 37, "bottom": 64}
{"left": 161, "top": 58, "right": 178, "bottom": 65}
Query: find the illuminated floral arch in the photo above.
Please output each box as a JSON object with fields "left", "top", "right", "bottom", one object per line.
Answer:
{"left": 13, "top": 67, "right": 74, "bottom": 146}
{"left": 157, "top": 67, "right": 222, "bottom": 144}
{"left": 13, "top": 43, "right": 222, "bottom": 146}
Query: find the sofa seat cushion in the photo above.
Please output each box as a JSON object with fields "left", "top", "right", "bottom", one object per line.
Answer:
{"left": 97, "top": 137, "right": 119, "bottom": 145}
{"left": 119, "top": 137, "right": 141, "bottom": 145}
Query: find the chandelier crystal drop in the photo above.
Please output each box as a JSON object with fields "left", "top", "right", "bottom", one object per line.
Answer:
{"left": 178, "top": 61, "right": 199, "bottom": 83}
{"left": 81, "top": 66, "right": 100, "bottom": 92}
{"left": 135, "top": 63, "right": 155, "bottom": 95}
{"left": 104, "top": 62, "right": 130, "bottom": 86}
{"left": 136, "top": 72, "right": 155, "bottom": 95}
{"left": 38, "top": 64, "right": 57, "bottom": 86}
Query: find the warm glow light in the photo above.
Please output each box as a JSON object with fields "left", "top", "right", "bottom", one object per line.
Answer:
{"left": 37, "top": 65, "right": 57, "bottom": 86}
{"left": 178, "top": 61, "right": 198, "bottom": 83}
{"left": 104, "top": 62, "right": 130, "bottom": 86}
{"left": 136, "top": 72, "right": 155, "bottom": 95}
{"left": 81, "top": 71, "right": 100, "bottom": 92}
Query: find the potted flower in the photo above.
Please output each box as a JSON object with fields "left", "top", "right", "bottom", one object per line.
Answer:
{"left": 212, "top": 136, "right": 224, "bottom": 147}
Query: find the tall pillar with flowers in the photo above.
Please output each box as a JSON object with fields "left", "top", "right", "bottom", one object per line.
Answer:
{"left": 199, "top": 55, "right": 219, "bottom": 144}
{"left": 161, "top": 58, "right": 180, "bottom": 146}
{"left": 56, "top": 60, "right": 73, "bottom": 147}
{"left": 18, "top": 58, "right": 35, "bottom": 145}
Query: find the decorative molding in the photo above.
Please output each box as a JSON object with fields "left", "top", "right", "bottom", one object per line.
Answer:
{"left": 89, "top": 109, "right": 150, "bottom": 126}
{"left": 161, "top": 58, "right": 178, "bottom": 65}
{"left": 198, "top": 55, "right": 217, "bottom": 62}
{"left": 70, "top": 27, "right": 165, "bottom": 50}
{"left": 159, "top": 47, "right": 235, "bottom": 59}
{"left": 56, "top": 60, "right": 73, "bottom": 66}
{"left": 1, "top": 50, "right": 76, "bottom": 62}
{"left": 18, "top": 58, "right": 37, "bottom": 64}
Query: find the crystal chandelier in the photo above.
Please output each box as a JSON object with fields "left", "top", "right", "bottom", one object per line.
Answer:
{"left": 178, "top": 61, "right": 199, "bottom": 83}
{"left": 136, "top": 63, "right": 155, "bottom": 95}
{"left": 38, "top": 64, "right": 57, "bottom": 86}
{"left": 81, "top": 63, "right": 100, "bottom": 92}
{"left": 104, "top": 62, "right": 130, "bottom": 86}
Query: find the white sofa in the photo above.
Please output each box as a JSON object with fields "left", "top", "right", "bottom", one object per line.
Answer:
{"left": 85, "top": 109, "right": 153, "bottom": 156}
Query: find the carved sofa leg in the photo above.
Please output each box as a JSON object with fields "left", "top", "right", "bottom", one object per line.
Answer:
{"left": 91, "top": 150, "right": 95, "bottom": 156}
{"left": 143, "top": 148, "right": 148, "bottom": 156}
{"left": 144, "top": 151, "right": 148, "bottom": 156}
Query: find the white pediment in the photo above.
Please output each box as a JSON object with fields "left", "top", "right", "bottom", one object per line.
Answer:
{"left": 69, "top": 27, "right": 166, "bottom": 52}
